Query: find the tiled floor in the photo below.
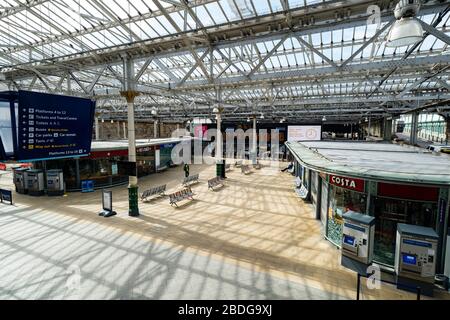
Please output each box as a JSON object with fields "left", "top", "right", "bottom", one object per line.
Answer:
{"left": 0, "top": 161, "right": 448, "bottom": 300}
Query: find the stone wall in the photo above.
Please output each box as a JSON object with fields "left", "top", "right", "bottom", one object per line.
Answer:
{"left": 95, "top": 121, "right": 183, "bottom": 140}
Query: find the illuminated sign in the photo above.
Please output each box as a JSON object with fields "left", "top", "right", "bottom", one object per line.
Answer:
{"left": 287, "top": 125, "right": 322, "bottom": 142}
{"left": 16, "top": 91, "right": 95, "bottom": 162}
{"left": 329, "top": 174, "right": 365, "bottom": 192}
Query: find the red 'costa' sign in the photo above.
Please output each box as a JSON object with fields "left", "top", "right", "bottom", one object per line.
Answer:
{"left": 329, "top": 174, "right": 365, "bottom": 192}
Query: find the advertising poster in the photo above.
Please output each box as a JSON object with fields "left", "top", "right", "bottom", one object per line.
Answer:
{"left": 194, "top": 125, "right": 208, "bottom": 139}
{"left": 102, "top": 190, "right": 112, "bottom": 211}
{"left": 287, "top": 125, "right": 322, "bottom": 142}
{"left": 16, "top": 91, "right": 95, "bottom": 162}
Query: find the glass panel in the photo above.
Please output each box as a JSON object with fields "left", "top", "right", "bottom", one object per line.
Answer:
{"left": 327, "top": 185, "right": 367, "bottom": 246}
{"left": 371, "top": 197, "right": 438, "bottom": 266}
{"left": 321, "top": 180, "right": 328, "bottom": 226}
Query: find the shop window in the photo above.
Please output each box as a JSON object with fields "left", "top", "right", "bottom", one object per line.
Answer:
{"left": 304, "top": 169, "right": 310, "bottom": 189}
{"left": 137, "top": 149, "right": 155, "bottom": 177}
{"left": 326, "top": 185, "right": 367, "bottom": 246}
{"left": 370, "top": 197, "right": 438, "bottom": 266}
{"left": 160, "top": 146, "right": 174, "bottom": 167}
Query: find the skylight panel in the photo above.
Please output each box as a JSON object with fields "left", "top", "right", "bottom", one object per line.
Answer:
{"left": 332, "top": 30, "right": 342, "bottom": 44}
{"left": 251, "top": 0, "right": 271, "bottom": 15}
{"left": 219, "top": 0, "right": 242, "bottom": 21}
{"left": 169, "top": 12, "right": 189, "bottom": 32}
{"left": 152, "top": 16, "right": 172, "bottom": 36}
{"left": 204, "top": 2, "right": 227, "bottom": 24}
{"left": 194, "top": 5, "right": 215, "bottom": 27}
{"left": 269, "top": 0, "right": 284, "bottom": 13}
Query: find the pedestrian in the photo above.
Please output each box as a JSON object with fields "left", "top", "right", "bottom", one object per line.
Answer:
{"left": 183, "top": 163, "right": 190, "bottom": 178}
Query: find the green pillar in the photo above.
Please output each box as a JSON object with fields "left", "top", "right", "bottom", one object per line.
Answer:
{"left": 121, "top": 56, "right": 140, "bottom": 217}
{"left": 128, "top": 185, "right": 139, "bottom": 217}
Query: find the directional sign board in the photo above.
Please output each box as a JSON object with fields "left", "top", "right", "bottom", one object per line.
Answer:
{"left": 16, "top": 91, "right": 95, "bottom": 162}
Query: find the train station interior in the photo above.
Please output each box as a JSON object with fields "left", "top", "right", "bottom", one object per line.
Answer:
{"left": 0, "top": 0, "right": 450, "bottom": 302}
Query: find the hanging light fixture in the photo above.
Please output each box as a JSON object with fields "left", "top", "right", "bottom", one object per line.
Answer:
{"left": 386, "top": 0, "right": 423, "bottom": 47}
{"left": 322, "top": 116, "right": 327, "bottom": 122}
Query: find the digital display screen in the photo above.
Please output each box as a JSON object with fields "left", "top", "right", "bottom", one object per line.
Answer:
{"left": 287, "top": 125, "right": 322, "bottom": 142}
{"left": 16, "top": 91, "right": 95, "bottom": 162}
{"left": 402, "top": 254, "right": 417, "bottom": 265}
{"left": 343, "top": 235, "right": 355, "bottom": 246}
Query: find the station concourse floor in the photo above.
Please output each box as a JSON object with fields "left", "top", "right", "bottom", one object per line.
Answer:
{"left": 0, "top": 161, "right": 449, "bottom": 300}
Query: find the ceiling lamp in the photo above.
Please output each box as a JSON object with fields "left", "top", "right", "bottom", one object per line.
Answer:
{"left": 322, "top": 116, "right": 327, "bottom": 122}
{"left": 260, "top": 114, "right": 265, "bottom": 119}
{"left": 247, "top": 117, "right": 251, "bottom": 122}
{"left": 386, "top": 0, "right": 423, "bottom": 47}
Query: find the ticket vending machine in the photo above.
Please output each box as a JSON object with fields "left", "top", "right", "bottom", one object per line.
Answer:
{"left": 46, "top": 169, "right": 64, "bottom": 196}
{"left": 13, "top": 167, "right": 29, "bottom": 194}
{"left": 445, "top": 230, "right": 450, "bottom": 291}
{"left": 25, "top": 169, "right": 45, "bottom": 196}
{"left": 395, "top": 223, "right": 438, "bottom": 296}
{"left": 341, "top": 211, "right": 375, "bottom": 275}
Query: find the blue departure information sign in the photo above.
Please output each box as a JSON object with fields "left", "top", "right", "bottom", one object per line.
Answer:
{"left": 16, "top": 91, "right": 95, "bottom": 162}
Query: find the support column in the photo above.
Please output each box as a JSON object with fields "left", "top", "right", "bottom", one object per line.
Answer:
{"left": 117, "top": 121, "right": 120, "bottom": 139}
{"left": 445, "top": 116, "right": 450, "bottom": 145}
{"left": 123, "top": 122, "right": 127, "bottom": 139}
{"left": 95, "top": 115, "right": 100, "bottom": 141}
{"left": 252, "top": 116, "right": 257, "bottom": 164}
{"left": 75, "top": 158, "right": 80, "bottom": 190}
{"left": 368, "top": 117, "right": 371, "bottom": 139}
{"left": 120, "top": 56, "right": 140, "bottom": 217}
{"left": 383, "top": 117, "right": 393, "bottom": 141}
{"left": 154, "top": 119, "right": 158, "bottom": 139}
{"left": 216, "top": 111, "right": 222, "bottom": 162}
{"left": 410, "top": 112, "right": 419, "bottom": 146}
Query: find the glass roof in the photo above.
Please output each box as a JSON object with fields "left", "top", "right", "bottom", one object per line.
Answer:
{"left": 0, "top": 0, "right": 449, "bottom": 121}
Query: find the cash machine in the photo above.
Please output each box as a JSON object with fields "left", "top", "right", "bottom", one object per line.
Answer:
{"left": 341, "top": 211, "right": 375, "bottom": 275}
{"left": 25, "top": 169, "right": 45, "bottom": 196}
{"left": 46, "top": 169, "right": 64, "bottom": 196}
{"left": 395, "top": 223, "right": 438, "bottom": 296}
{"left": 13, "top": 167, "right": 29, "bottom": 194}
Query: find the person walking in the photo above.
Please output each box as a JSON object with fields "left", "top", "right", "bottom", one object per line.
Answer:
{"left": 183, "top": 163, "right": 190, "bottom": 178}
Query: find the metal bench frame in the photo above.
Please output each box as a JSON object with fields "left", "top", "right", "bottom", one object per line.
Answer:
{"left": 241, "top": 165, "right": 252, "bottom": 175}
{"left": 169, "top": 187, "right": 194, "bottom": 207}
{"left": 182, "top": 173, "right": 199, "bottom": 186}
{"left": 156, "top": 165, "right": 168, "bottom": 173}
{"left": 253, "top": 163, "right": 262, "bottom": 170}
{"left": 141, "top": 184, "right": 167, "bottom": 201}
{"left": 234, "top": 160, "right": 243, "bottom": 168}
{"left": 208, "top": 177, "right": 224, "bottom": 190}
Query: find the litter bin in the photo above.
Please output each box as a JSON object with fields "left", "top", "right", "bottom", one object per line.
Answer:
{"left": 216, "top": 160, "right": 226, "bottom": 179}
